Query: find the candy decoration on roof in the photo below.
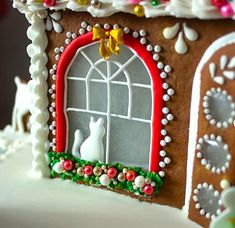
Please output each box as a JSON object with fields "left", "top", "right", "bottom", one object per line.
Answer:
{"left": 133, "top": 5, "right": 145, "bottom": 17}
{"left": 128, "top": 0, "right": 142, "bottom": 3}
{"left": 212, "top": 0, "right": 234, "bottom": 17}
{"left": 44, "top": 0, "right": 56, "bottom": 7}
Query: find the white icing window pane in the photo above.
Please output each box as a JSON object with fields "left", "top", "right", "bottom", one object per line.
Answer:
{"left": 110, "top": 84, "right": 128, "bottom": 116}
{"left": 202, "top": 140, "right": 228, "bottom": 169}
{"left": 127, "top": 57, "right": 151, "bottom": 85}
{"left": 67, "top": 80, "right": 86, "bottom": 109}
{"left": 132, "top": 87, "right": 152, "bottom": 120}
{"left": 109, "top": 44, "right": 134, "bottom": 65}
{"left": 197, "top": 188, "right": 220, "bottom": 216}
{"left": 66, "top": 42, "right": 153, "bottom": 169}
{"left": 89, "top": 67, "right": 106, "bottom": 80}
{"left": 67, "top": 52, "right": 89, "bottom": 78}
{"left": 67, "top": 112, "right": 107, "bottom": 153}
{"left": 208, "top": 93, "right": 233, "bottom": 122}
{"left": 109, "top": 118, "right": 150, "bottom": 170}
{"left": 82, "top": 43, "right": 101, "bottom": 63}
{"left": 111, "top": 67, "right": 127, "bottom": 82}
{"left": 90, "top": 82, "right": 107, "bottom": 112}
{"left": 96, "top": 62, "right": 107, "bottom": 77}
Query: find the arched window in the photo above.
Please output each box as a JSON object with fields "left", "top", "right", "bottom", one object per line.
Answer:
{"left": 56, "top": 32, "right": 163, "bottom": 172}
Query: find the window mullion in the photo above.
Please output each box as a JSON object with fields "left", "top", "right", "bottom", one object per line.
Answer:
{"left": 105, "top": 61, "right": 111, "bottom": 163}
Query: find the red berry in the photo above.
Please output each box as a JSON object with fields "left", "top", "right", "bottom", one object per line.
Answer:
{"left": 44, "top": 0, "right": 56, "bottom": 7}
{"left": 144, "top": 185, "right": 154, "bottom": 196}
{"left": 84, "top": 165, "right": 93, "bottom": 176}
{"left": 211, "top": 0, "right": 228, "bottom": 8}
{"left": 63, "top": 160, "right": 73, "bottom": 171}
{"left": 126, "top": 170, "right": 136, "bottom": 182}
{"left": 107, "top": 167, "right": 118, "bottom": 178}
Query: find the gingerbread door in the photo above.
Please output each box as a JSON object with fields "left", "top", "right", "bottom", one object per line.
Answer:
{"left": 186, "top": 32, "right": 235, "bottom": 227}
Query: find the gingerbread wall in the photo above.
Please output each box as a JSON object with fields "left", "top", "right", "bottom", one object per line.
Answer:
{"left": 45, "top": 11, "right": 235, "bottom": 227}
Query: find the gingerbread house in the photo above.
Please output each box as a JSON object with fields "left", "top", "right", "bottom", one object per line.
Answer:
{"left": 13, "top": 0, "right": 235, "bottom": 227}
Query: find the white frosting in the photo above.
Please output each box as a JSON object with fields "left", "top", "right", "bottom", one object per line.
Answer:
{"left": 209, "top": 55, "right": 235, "bottom": 85}
{"left": 185, "top": 32, "right": 235, "bottom": 214}
{"left": 13, "top": 0, "right": 233, "bottom": 20}
{"left": 183, "top": 23, "right": 198, "bottom": 42}
{"left": 0, "top": 126, "right": 31, "bottom": 160}
{"left": 175, "top": 31, "right": 188, "bottom": 54}
{"left": 163, "top": 23, "right": 180, "bottom": 40}
{"left": 80, "top": 117, "right": 105, "bottom": 163}
{"left": 46, "top": 12, "right": 63, "bottom": 33}
{"left": 163, "top": 23, "right": 198, "bottom": 54}
{"left": 0, "top": 137, "right": 202, "bottom": 228}
{"left": 12, "top": 77, "right": 31, "bottom": 133}
{"left": 26, "top": 12, "right": 51, "bottom": 178}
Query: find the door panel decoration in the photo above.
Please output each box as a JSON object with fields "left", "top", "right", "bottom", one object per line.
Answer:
{"left": 186, "top": 32, "right": 235, "bottom": 226}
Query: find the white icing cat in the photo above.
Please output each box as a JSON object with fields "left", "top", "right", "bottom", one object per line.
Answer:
{"left": 12, "top": 76, "right": 31, "bottom": 133}
{"left": 72, "top": 130, "right": 83, "bottom": 159}
{"left": 72, "top": 117, "right": 105, "bottom": 163}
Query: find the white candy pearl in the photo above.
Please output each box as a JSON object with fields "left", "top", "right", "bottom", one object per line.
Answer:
{"left": 134, "top": 176, "right": 145, "bottom": 188}
{"left": 53, "top": 162, "right": 63, "bottom": 174}
{"left": 99, "top": 174, "right": 111, "bottom": 186}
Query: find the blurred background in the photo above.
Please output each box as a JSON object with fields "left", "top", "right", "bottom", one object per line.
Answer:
{"left": 0, "top": 0, "right": 30, "bottom": 128}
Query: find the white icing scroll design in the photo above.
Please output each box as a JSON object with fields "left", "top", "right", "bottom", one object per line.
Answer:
{"left": 46, "top": 12, "right": 63, "bottom": 33}
{"left": 163, "top": 22, "right": 198, "bottom": 55}
{"left": 209, "top": 55, "right": 235, "bottom": 85}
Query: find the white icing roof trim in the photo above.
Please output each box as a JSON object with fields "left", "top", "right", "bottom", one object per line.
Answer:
{"left": 13, "top": 0, "right": 235, "bottom": 20}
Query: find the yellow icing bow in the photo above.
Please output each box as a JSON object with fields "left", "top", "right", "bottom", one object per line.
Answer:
{"left": 92, "top": 26, "right": 124, "bottom": 60}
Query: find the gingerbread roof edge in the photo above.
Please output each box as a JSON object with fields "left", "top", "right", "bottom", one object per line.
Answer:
{"left": 13, "top": 0, "right": 235, "bottom": 20}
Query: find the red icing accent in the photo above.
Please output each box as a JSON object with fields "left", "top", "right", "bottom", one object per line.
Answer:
{"left": 56, "top": 32, "right": 163, "bottom": 172}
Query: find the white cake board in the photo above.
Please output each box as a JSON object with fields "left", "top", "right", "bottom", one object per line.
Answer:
{"left": 0, "top": 130, "right": 201, "bottom": 228}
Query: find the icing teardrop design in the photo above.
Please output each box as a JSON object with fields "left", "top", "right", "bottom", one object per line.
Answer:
{"left": 175, "top": 32, "right": 188, "bottom": 54}
{"left": 163, "top": 22, "right": 199, "bottom": 55}
{"left": 52, "top": 20, "right": 63, "bottom": 33}
{"left": 220, "top": 55, "right": 228, "bottom": 70}
{"left": 228, "top": 57, "right": 235, "bottom": 68}
{"left": 183, "top": 23, "right": 198, "bottom": 41}
{"left": 45, "top": 17, "right": 53, "bottom": 31}
{"left": 50, "top": 12, "right": 62, "bottom": 21}
{"left": 45, "top": 12, "right": 63, "bottom": 33}
{"left": 163, "top": 23, "right": 180, "bottom": 40}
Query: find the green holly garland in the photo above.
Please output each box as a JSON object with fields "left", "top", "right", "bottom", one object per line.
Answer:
{"left": 48, "top": 152, "right": 164, "bottom": 196}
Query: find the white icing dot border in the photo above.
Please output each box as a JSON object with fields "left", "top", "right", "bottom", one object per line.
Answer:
{"left": 193, "top": 183, "right": 222, "bottom": 220}
{"left": 203, "top": 88, "right": 235, "bottom": 128}
{"left": 48, "top": 22, "right": 175, "bottom": 176}
{"left": 196, "top": 134, "right": 232, "bottom": 174}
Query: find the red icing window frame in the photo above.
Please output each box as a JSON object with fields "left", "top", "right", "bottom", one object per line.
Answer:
{"left": 56, "top": 32, "right": 164, "bottom": 172}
